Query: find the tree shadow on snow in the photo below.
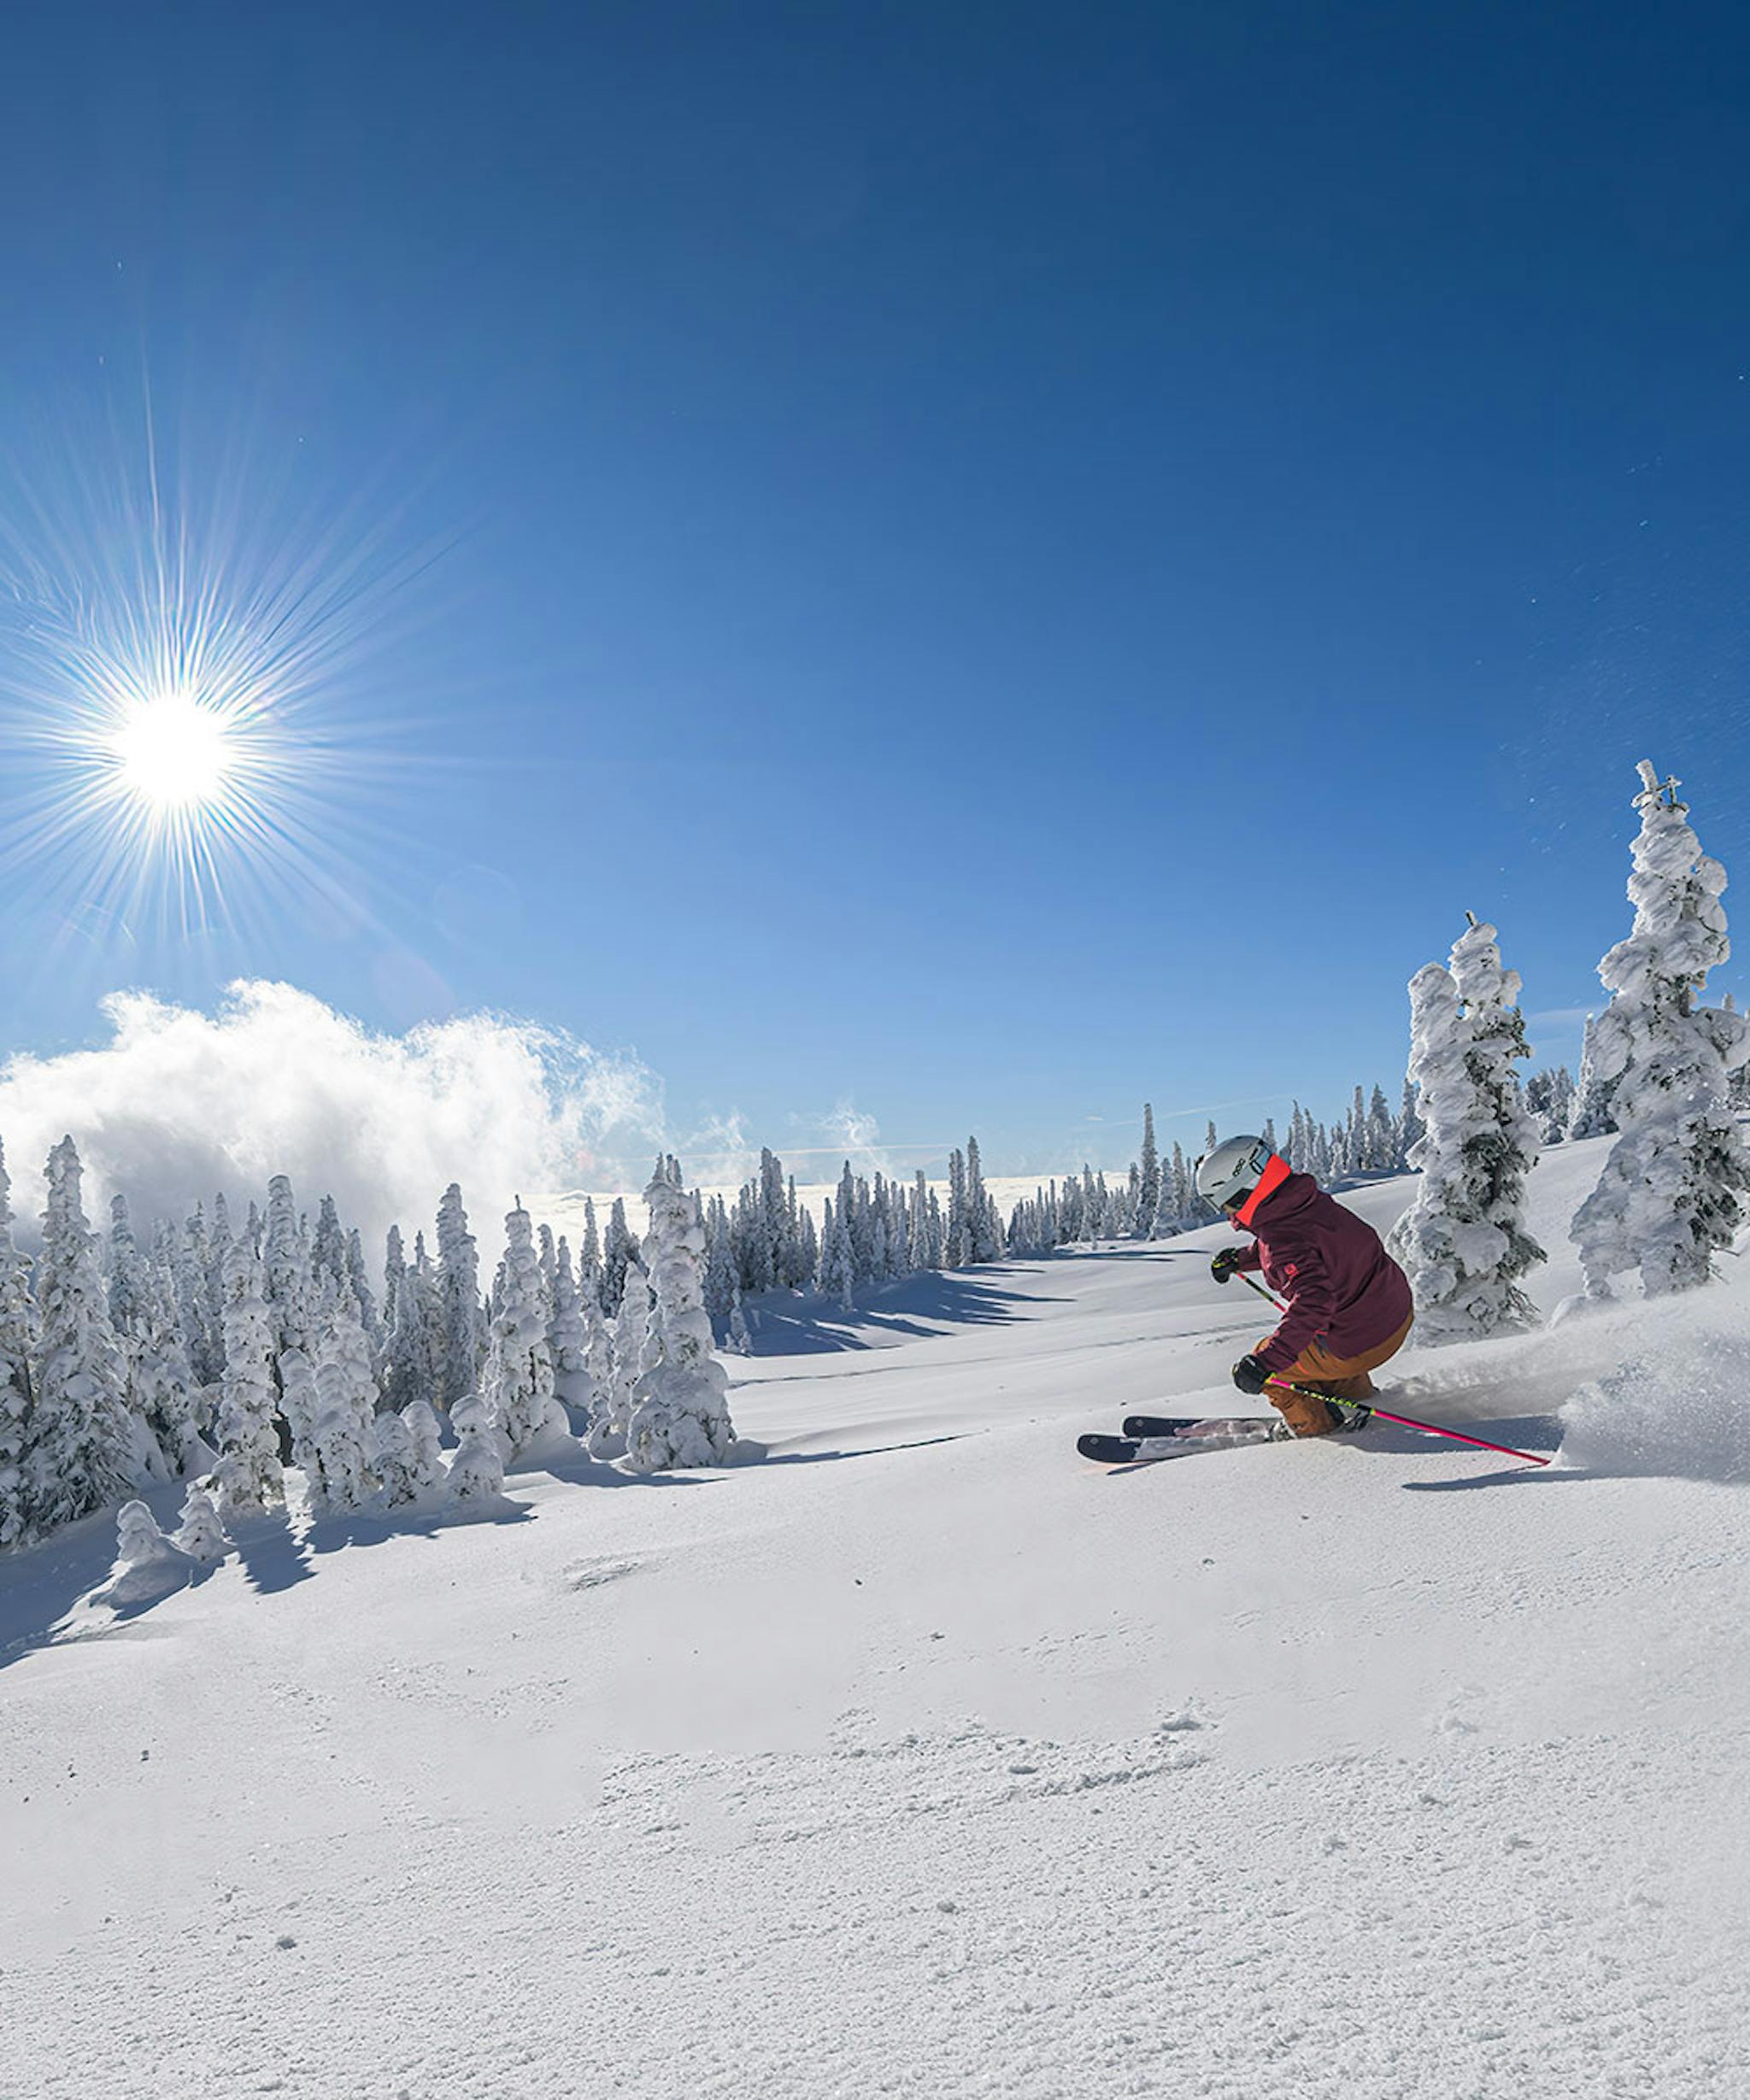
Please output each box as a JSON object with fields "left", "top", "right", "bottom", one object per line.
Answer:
{"left": 0, "top": 1478, "right": 220, "bottom": 1673}
{"left": 744, "top": 1271, "right": 1061, "bottom": 1355}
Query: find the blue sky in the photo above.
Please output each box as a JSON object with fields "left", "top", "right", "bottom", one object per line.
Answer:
{"left": 2, "top": 0, "right": 1748, "bottom": 1182}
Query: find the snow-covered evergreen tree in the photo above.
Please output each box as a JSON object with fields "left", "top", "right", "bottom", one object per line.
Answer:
{"left": 382, "top": 1230, "right": 442, "bottom": 1412}
{"left": 277, "top": 1346, "right": 320, "bottom": 1474}
{"left": 623, "top": 1168, "right": 736, "bottom": 1470}
{"left": 0, "top": 1141, "right": 39, "bottom": 1551}
{"left": 1566, "top": 1014, "right": 1620, "bottom": 1140}
{"left": 401, "top": 1399, "right": 444, "bottom": 1493}
{"left": 435, "top": 1184, "right": 484, "bottom": 1412}
{"left": 211, "top": 1237, "right": 283, "bottom": 1522}
{"left": 311, "top": 1195, "right": 349, "bottom": 1294}
{"left": 578, "top": 1198, "right": 602, "bottom": 1307}
{"left": 175, "top": 1210, "right": 221, "bottom": 1391}
{"left": 345, "top": 1229, "right": 381, "bottom": 1355}
{"left": 727, "top": 1286, "right": 753, "bottom": 1355}
{"left": 484, "top": 1201, "right": 567, "bottom": 1458}
{"left": 1388, "top": 919, "right": 1546, "bottom": 1340}
{"left": 445, "top": 1393, "right": 506, "bottom": 1502}
{"left": 262, "top": 1175, "right": 312, "bottom": 1364}
{"left": 601, "top": 1198, "right": 636, "bottom": 1315}
{"left": 114, "top": 1498, "right": 182, "bottom": 1571}
{"left": 131, "top": 1254, "right": 204, "bottom": 1478}
{"left": 371, "top": 1407, "right": 426, "bottom": 1507}
{"left": 1136, "top": 1106, "right": 1160, "bottom": 1238}
{"left": 547, "top": 1239, "right": 595, "bottom": 1428}
{"left": 26, "top": 1137, "right": 138, "bottom": 1532}
{"left": 382, "top": 1223, "right": 406, "bottom": 1341}
{"left": 173, "top": 1481, "right": 227, "bottom": 1562}
{"left": 1571, "top": 764, "right": 1750, "bottom": 1298}
{"left": 586, "top": 1257, "right": 649, "bottom": 1459}
{"left": 306, "top": 1336, "right": 376, "bottom": 1516}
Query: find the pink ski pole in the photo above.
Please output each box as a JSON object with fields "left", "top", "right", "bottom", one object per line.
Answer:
{"left": 1230, "top": 1265, "right": 1550, "bottom": 1469}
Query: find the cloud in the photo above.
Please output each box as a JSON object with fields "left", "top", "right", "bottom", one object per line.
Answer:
{"left": 0, "top": 981, "right": 664, "bottom": 1252}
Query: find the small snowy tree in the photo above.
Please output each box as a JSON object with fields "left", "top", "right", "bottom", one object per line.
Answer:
{"left": 586, "top": 1258, "right": 649, "bottom": 1460}
{"left": 1388, "top": 918, "right": 1546, "bottom": 1341}
{"left": 436, "top": 1184, "right": 485, "bottom": 1411}
{"left": 401, "top": 1399, "right": 444, "bottom": 1493}
{"left": 277, "top": 1346, "right": 321, "bottom": 1475}
{"left": 727, "top": 1286, "right": 753, "bottom": 1356}
{"left": 114, "top": 1498, "right": 177, "bottom": 1569}
{"left": 211, "top": 1238, "right": 283, "bottom": 1522}
{"left": 445, "top": 1393, "right": 506, "bottom": 1503}
{"left": 1571, "top": 764, "right": 1750, "bottom": 1299}
{"left": 0, "top": 1141, "right": 39, "bottom": 1550}
{"left": 173, "top": 1481, "right": 228, "bottom": 1562}
{"left": 371, "top": 1407, "right": 423, "bottom": 1507}
{"left": 26, "top": 1137, "right": 138, "bottom": 1532}
{"left": 305, "top": 1355, "right": 375, "bottom": 1516}
{"left": 547, "top": 1240, "right": 596, "bottom": 1428}
{"left": 1566, "top": 1014, "right": 1620, "bottom": 1140}
{"left": 484, "top": 1202, "right": 568, "bottom": 1458}
{"left": 623, "top": 1169, "right": 737, "bottom": 1471}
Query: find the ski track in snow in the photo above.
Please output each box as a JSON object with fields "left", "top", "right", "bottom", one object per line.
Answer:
{"left": 3, "top": 1139, "right": 1749, "bottom": 2098}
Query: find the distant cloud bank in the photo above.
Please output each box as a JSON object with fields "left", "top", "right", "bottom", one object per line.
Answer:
{"left": 0, "top": 981, "right": 665, "bottom": 1247}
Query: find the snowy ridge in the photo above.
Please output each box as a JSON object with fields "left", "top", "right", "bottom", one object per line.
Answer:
{"left": 3, "top": 1139, "right": 1749, "bottom": 2097}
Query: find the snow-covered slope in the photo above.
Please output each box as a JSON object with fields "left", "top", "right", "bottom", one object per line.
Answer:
{"left": 3, "top": 1141, "right": 1747, "bottom": 2098}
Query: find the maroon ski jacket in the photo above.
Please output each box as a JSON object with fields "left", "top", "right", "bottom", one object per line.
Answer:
{"left": 1229, "top": 1165, "right": 1413, "bottom": 1375}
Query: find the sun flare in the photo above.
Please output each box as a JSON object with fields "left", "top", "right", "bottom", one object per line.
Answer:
{"left": 107, "top": 687, "right": 240, "bottom": 812}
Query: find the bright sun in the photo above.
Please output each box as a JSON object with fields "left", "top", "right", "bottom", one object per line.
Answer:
{"left": 107, "top": 687, "right": 239, "bottom": 812}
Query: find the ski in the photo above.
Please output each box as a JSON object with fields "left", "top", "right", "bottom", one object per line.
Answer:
{"left": 1078, "top": 1424, "right": 1283, "bottom": 1466}
{"left": 1122, "top": 1412, "right": 1277, "bottom": 1440}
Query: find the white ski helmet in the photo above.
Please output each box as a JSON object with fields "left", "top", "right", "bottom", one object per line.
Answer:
{"left": 1195, "top": 1135, "right": 1274, "bottom": 1212}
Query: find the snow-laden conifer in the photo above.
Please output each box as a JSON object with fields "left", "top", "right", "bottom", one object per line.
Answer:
{"left": 212, "top": 1237, "right": 283, "bottom": 1522}
{"left": 1571, "top": 764, "right": 1750, "bottom": 1299}
{"left": 115, "top": 1498, "right": 178, "bottom": 1570}
{"left": 262, "top": 1176, "right": 312, "bottom": 1362}
{"left": 623, "top": 1168, "right": 737, "bottom": 1471}
{"left": 278, "top": 1347, "right": 320, "bottom": 1474}
{"left": 371, "top": 1408, "right": 424, "bottom": 1507}
{"left": 1566, "top": 1015, "right": 1620, "bottom": 1140}
{"left": 320, "top": 1282, "right": 381, "bottom": 1424}
{"left": 445, "top": 1393, "right": 506, "bottom": 1502}
{"left": 374, "top": 1396, "right": 443, "bottom": 1506}
{"left": 344, "top": 1229, "right": 381, "bottom": 1353}
{"left": 602, "top": 1199, "right": 636, "bottom": 1314}
{"left": 484, "top": 1201, "right": 567, "bottom": 1458}
{"left": 402, "top": 1399, "right": 444, "bottom": 1493}
{"left": 132, "top": 1254, "right": 205, "bottom": 1478}
{"left": 382, "top": 1231, "right": 442, "bottom": 1412}
{"left": 586, "top": 1258, "right": 649, "bottom": 1460}
{"left": 1388, "top": 918, "right": 1546, "bottom": 1340}
{"left": 173, "top": 1481, "right": 227, "bottom": 1562}
{"left": 1136, "top": 1106, "right": 1160, "bottom": 1239}
{"left": 0, "top": 1141, "right": 39, "bottom": 1551}
{"left": 436, "top": 1184, "right": 484, "bottom": 1412}
{"left": 548, "top": 1239, "right": 595, "bottom": 1428}
{"left": 26, "top": 1137, "right": 138, "bottom": 1531}
{"left": 728, "top": 1286, "right": 753, "bottom": 1356}
{"left": 584, "top": 1293, "right": 614, "bottom": 1411}
{"left": 305, "top": 1362, "right": 375, "bottom": 1515}
{"left": 175, "top": 1211, "right": 221, "bottom": 1390}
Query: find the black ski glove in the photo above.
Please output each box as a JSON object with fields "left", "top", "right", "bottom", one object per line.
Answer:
{"left": 1211, "top": 1247, "right": 1247, "bottom": 1285}
{"left": 1231, "top": 1353, "right": 1270, "bottom": 1397}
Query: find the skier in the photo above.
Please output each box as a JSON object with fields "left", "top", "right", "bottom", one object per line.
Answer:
{"left": 1195, "top": 1135, "right": 1414, "bottom": 1437}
